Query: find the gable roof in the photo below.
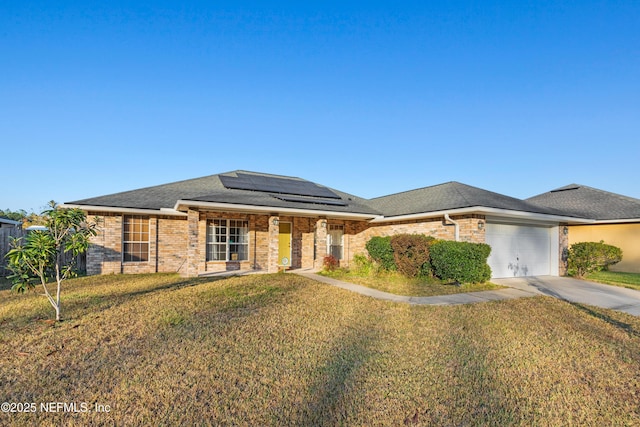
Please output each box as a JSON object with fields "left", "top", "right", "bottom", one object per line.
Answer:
{"left": 66, "top": 170, "right": 380, "bottom": 218}
{"left": 527, "top": 184, "right": 640, "bottom": 221}
{"left": 369, "top": 181, "right": 572, "bottom": 218}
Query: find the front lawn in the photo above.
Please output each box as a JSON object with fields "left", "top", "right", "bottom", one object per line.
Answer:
{"left": 320, "top": 268, "right": 502, "bottom": 296}
{"left": 586, "top": 270, "right": 640, "bottom": 291}
{"left": 1, "top": 273, "right": 640, "bottom": 425}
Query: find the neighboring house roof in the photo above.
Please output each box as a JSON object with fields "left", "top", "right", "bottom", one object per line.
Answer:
{"left": 0, "top": 217, "right": 21, "bottom": 226}
{"left": 25, "top": 225, "right": 48, "bottom": 231}
{"left": 66, "top": 171, "right": 380, "bottom": 218}
{"left": 369, "top": 181, "right": 574, "bottom": 218}
{"left": 527, "top": 184, "right": 640, "bottom": 221}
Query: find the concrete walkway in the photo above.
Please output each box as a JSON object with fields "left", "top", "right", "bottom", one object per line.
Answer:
{"left": 293, "top": 271, "right": 640, "bottom": 316}
{"left": 492, "top": 276, "right": 640, "bottom": 316}
{"left": 201, "top": 269, "right": 640, "bottom": 315}
{"left": 293, "top": 271, "right": 538, "bottom": 306}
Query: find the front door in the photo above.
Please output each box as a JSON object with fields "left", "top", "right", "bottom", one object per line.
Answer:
{"left": 278, "top": 222, "right": 292, "bottom": 267}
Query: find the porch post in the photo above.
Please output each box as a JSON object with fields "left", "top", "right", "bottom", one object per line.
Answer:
{"left": 559, "top": 224, "right": 569, "bottom": 276}
{"left": 268, "top": 216, "right": 280, "bottom": 273}
{"left": 314, "top": 218, "right": 328, "bottom": 270}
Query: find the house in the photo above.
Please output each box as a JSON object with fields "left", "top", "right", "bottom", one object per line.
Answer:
{"left": 62, "top": 170, "right": 590, "bottom": 278}
{"left": 528, "top": 184, "right": 640, "bottom": 273}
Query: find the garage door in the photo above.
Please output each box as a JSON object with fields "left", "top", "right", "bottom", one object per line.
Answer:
{"left": 485, "top": 223, "right": 552, "bottom": 278}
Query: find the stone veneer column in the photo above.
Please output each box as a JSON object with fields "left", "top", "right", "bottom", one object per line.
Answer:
{"left": 559, "top": 224, "right": 569, "bottom": 276}
{"left": 185, "top": 209, "right": 200, "bottom": 277}
{"left": 314, "top": 219, "right": 328, "bottom": 270}
{"left": 268, "top": 216, "right": 280, "bottom": 273}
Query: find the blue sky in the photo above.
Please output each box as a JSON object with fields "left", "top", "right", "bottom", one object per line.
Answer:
{"left": 2, "top": 1, "right": 639, "bottom": 213}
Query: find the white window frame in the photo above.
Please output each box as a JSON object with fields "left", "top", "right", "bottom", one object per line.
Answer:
{"left": 206, "top": 219, "right": 249, "bottom": 262}
{"left": 123, "top": 215, "right": 150, "bottom": 263}
{"left": 327, "top": 224, "right": 344, "bottom": 260}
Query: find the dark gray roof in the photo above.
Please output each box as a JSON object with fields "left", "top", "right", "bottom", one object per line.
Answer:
{"left": 527, "top": 184, "right": 640, "bottom": 221}
{"left": 69, "top": 171, "right": 614, "bottom": 220}
{"left": 369, "top": 181, "right": 573, "bottom": 217}
{"left": 67, "top": 170, "right": 380, "bottom": 216}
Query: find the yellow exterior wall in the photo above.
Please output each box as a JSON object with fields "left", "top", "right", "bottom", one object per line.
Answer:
{"left": 569, "top": 224, "right": 640, "bottom": 273}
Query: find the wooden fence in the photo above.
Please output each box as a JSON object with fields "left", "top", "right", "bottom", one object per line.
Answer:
{"left": 0, "top": 227, "right": 86, "bottom": 277}
{"left": 0, "top": 227, "right": 25, "bottom": 276}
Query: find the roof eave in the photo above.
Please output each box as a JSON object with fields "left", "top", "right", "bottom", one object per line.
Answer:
{"left": 59, "top": 204, "right": 188, "bottom": 217}
{"left": 174, "top": 199, "right": 381, "bottom": 221}
{"left": 589, "top": 218, "right": 640, "bottom": 224}
{"left": 369, "top": 206, "right": 594, "bottom": 224}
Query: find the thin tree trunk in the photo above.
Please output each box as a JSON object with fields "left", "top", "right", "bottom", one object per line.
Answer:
{"left": 55, "top": 256, "right": 62, "bottom": 322}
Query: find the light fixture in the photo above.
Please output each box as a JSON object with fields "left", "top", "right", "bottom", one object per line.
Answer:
{"left": 273, "top": 218, "right": 279, "bottom": 226}
{"left": 321, "top": 220, "right": 327, "bottom": 228}
{"left": 563, "top": 226, "right": 569, "bottom": 235}
{"left": 478, "top": 221, "right": 485, "bottom": 230}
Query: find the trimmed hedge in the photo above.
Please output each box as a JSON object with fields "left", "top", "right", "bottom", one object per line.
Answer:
{"left": 390, "top": 234, "right": 434, "bottom": 277}
{"left": 430, "top": 240, "right": 492, "bottom": 283}
{"left": 365, "top": 236, "right": 396, "bottom": 271}
{"left": 567, "top": 241, "right": 623, "bottom": 278}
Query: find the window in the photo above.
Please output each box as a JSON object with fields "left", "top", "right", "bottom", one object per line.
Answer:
{"left": 328, "top": 224, "right": 344, "bottom": 260}
{"left": 206, "top": 219, "right": 249, "bottom": 261}
{"left": 123, "top": 216, "right": 149, "bottom": 262}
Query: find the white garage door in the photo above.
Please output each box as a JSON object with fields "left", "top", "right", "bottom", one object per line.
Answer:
{"left": 486, "top": 223, "right": 553, "bottom": 278}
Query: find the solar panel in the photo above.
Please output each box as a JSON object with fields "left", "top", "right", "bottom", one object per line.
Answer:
{"left": 220, "top": 173, "right": 341, "bottom": 199}
{"left": 273, "top": 195, "right": 347, "bottom": 207}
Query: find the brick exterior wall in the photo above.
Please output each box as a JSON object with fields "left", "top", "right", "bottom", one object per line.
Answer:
{"left": 87, "top": 214, "right": 123, "bottom": 275}
{"left": 86, "top": 213, "right": 188, "bottom": 275}
{"left": 88, "top": 209, "right": 578, "bottom": 279}
{"left": 157, "top": 217, "right": 188, "bottom": 273}
{"left": 341, "top": 215, "right": 486, "bottom": 268}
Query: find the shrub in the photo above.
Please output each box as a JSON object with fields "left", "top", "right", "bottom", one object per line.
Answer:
{"left": 430, "top": 240, "right": 492, "bottom": 283}
{"left": 352, "top": 253, "right": 376, "bottom": 276}
{"left": 323, "top": 255, "right": 340, "bottom": 271}
{"left": 365, "top": 236, "right": 396, "bottom": 271}
{"left": 390, "top": 234, "right": 435, "bottom": 277}
{"left": 567, "top": 241, "right": 623, "bottom": 278}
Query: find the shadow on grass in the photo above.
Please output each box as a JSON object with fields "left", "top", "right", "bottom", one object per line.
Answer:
{"left": 425, "top": 310, "right": 517, "bottom": 426}
{"left": 518, "top": 277, "right": 640, "bottom": 338}
{"left": 301, "top": 326, "right": 378, "bottom": 425}
{"left": 3, "top": 275, "right": 233, "bottom": 326}
{"left": 568, "top": 302, "right": 640, "bottom": 338}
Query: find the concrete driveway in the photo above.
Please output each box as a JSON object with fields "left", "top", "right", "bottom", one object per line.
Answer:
{"left": 492, "top": 276, "right": 640, "bottom": 316}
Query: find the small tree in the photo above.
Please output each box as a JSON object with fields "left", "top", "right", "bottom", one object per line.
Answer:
{"left": 5, "top": 202, "right": 97, "bottom": 322}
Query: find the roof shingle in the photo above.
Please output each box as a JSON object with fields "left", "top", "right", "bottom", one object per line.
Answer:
{"left": 527, "top": 184, "right": 640, "bottom": 221}
{"left": 369, "top": 181, "right": 570, "bottom": 217}
{"left": 67, "top": 170, "right": 380, "bottom": 216}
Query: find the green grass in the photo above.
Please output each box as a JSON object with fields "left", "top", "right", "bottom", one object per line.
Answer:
{"left": 585, "top": 271, "right": 640, "bottom": 290}
{"left": 320, "top": 268, "right": 503, "bottom": 296}
{"left": 1, "top": 273, "right": 640, "bottom": 426}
